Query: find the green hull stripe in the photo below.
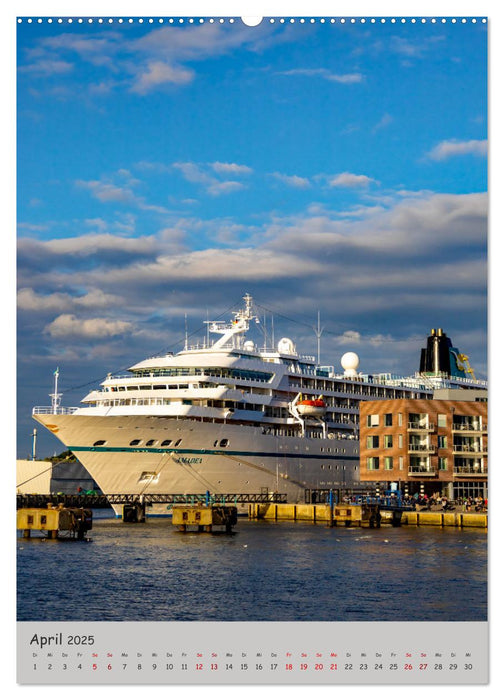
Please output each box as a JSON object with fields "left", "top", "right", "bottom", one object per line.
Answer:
{"left": 68, "top": 445, "right": 359, "bottom": 461}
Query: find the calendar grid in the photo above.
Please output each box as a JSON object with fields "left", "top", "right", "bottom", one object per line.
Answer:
{"left": 18, "top": 621, "right": 488, "bottom": 684}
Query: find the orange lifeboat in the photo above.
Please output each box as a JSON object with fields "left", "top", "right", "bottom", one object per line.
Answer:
{"left": 297, "top": 395, "right": 327, "bottom": 417}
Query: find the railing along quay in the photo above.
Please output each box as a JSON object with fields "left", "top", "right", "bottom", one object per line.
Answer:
{"left": 16, "top": 492, "right": 288, "bottom": 509}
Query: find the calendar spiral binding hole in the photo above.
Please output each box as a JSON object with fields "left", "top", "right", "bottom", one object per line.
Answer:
{"left": 17, "top": 17, "right": 488, "bottom": 25}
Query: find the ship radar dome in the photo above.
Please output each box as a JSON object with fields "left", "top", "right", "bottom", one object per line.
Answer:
{"left": 243, "top": 340, "right": 256, "bottom": 352}
{"left": 341, "top": 351, "right": 359, "bottom": 377}
{"left": 277, "top": 337, "right": 296, "bottom": 355}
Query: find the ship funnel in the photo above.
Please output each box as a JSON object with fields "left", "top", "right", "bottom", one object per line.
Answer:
{"left": 419, "top": 328, "right": 466, "bottom": 379}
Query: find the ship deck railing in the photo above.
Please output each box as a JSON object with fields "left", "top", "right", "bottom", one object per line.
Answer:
{"left": 32, "top": 406, "right": 79, "bottom": 415}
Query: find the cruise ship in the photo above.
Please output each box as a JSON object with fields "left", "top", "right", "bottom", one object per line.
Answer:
{"left": 32, "top": 294, "right": 487, "bottom": 515}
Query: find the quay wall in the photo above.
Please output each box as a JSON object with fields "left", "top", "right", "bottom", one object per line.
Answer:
{"left": 249, "top": 503, "right": 487, "bottom": 528}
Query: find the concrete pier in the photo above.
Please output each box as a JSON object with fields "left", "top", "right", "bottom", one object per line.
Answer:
{"left": 172, "top": 505, "right": 238, "bottom": 533}
{"left": 248, "top": 503, "right": 487, "bottom": 529}
{"left": 17, "top": 505, "right": 93, "bottom": 539}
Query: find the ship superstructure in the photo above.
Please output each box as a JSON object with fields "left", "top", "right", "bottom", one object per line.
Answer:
{"left": 32, "top": 294, "right": 487, "bottom": 515}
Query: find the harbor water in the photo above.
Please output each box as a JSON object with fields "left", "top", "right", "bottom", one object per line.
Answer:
{"left": 17, "top": 513, "right": 487, "bottom": 622}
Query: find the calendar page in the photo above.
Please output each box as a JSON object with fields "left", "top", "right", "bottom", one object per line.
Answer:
{"left": 15, "top": 0, "right": 490, "bottom": 689}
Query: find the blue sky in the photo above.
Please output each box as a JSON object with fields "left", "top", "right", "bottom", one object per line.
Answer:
{"left": 16, "top": 14, "right": 488, "bottom": 457}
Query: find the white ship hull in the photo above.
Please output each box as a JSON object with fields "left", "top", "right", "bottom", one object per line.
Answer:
{"left": 33, "top": 413, "right": 361, "bottom": 516}
{"left": 31, "top": 297, "right": 486, "bottom": 517}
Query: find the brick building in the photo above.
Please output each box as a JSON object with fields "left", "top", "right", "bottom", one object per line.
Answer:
{"left": 359, "top": 396, "right": 487, "bottom": 500}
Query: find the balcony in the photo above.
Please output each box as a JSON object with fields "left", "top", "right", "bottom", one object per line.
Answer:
{"left": 453, "top": 466, "right": 488, "bottom": 476}
{"left": 408, "top": 444, "right": 437, "bottom": 454}
{"left": 408, "top": 466, "right": 437, "bottom": 476}
{"left": 452, "top": 423, "right": 484, "bottom": 433}
{"left": 453, "top": 445, "right": 487, "bottom": 455}
{"left": 407, "top": 422, "right": 434, "bottom": 432}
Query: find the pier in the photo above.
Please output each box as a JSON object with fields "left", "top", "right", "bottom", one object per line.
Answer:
{"left": 17, "top": 504, "right": 92, "bottom": 539}
{"left": 172, "top": 505, "right": 238, "bottom": 533}
{"left": 248, "top": 503, "right": 487, "bottom": 528}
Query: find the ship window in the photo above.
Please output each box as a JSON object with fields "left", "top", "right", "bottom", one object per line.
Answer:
{"left": 129, "top": 439, "right": 142, "bottom": 446}
{"left": 153, "top": 385, "right": 166, "bottom": 390}
{"left": 161, "top": 439, "right": 172, "bottom": 446}
{"left": 93, "top": 440, "right": 107, "bottom": 446}
{"left": 127, "top": 386, "right": 138, "bottom": 391}
{"left": 146, "top": 439, "right": 158, "bottom": 447}
{"left": 174, "top": 438, "right": 182, "bottom": 446}
{"left": 220, "top": 439, "right": 229, "bottom": 447}
{"left": 138, "top": 472, "right": 160, "bottom": 484}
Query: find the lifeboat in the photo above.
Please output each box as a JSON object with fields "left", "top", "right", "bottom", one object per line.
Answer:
{"left": 296, "top": 396, "right": 327, "bottom": 417}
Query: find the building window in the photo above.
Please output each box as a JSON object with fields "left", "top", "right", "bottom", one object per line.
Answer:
{"left": 438, "top": 436, "right": 447, "bottom": 449}
{"left": 366, "top": 436, "right": 379, "bottom": 449}
{"left": 384, "top": 413, "right": 393, "bottom": 426}
{"left": 367, "top": 457, "right": 379, "bottom": 470}
{"left": 439, "top": 457, "right": 448, "bottom": 470}
{"left": 366, "top": 414, "right": 379, "bottom": 427}
{"left": 398, "top": 434, "right": 403, "bottom": 449}
{"left": 384, "top": 435, "right": 393, "bottom": 448}
{"left": 399, "top": 456, "right": 404, "bottom": 470}
{"left": 438, "top": 414, "right": 447, "bottom": 427}
{"left": 398, "top": 413, "right": 403, "bottom": 427}
{"left": 384, "top": 457, "right": 394, "bottom": 470}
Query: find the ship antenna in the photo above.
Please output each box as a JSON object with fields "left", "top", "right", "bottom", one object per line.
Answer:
{"left": 184, "top": 313, "right": 188, "bottom": 350}
{"left": 31, "top": 428, "right": 37, "bottom": 461}
{"left": 49, "top": 367, "right": 62, "bottom": 413}
{"left": 315, "top": 311, "right": 324, "bottom": 365}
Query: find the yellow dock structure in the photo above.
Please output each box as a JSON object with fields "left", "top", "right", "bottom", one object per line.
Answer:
{"left": 17, "top": 505, "right": 93, "bottom": 539}
{"left": 248, "top": 503, "right": 487, "bottom": 529}
{"left": 172, "top": 504, "right": 237, "bottom": 533}
{"left": 248, "top": 503, "right": 381, "bottom": 527}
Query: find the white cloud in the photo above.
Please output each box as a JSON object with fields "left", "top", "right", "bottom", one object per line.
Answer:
{"left": 278, "top": 68, "right": 363, "bottom": 84}
{"left": 44, "top": 314, "right": 132, "bottom": 339}
{"left": 130, "top": 61, "right": 194, "bottom": 94}
{"left": 329, "top": 172, "right": 378, "bottom": 188}
{"left": 272, "top": 172, "right": 311, "bottom": 188}
{"left": 18, "top": 288, "right": 122, "bottom": 313}
{"left": 426, "top": 139, "right": 488, "bottom": 161}
{"left": 210, "top": 162, "right": 253, "bottom": 175}
{"left": 18, "top": 59, "right": 74, "bottom": 75}
{"left": 173, "top": 161, "right": 249, "bottom": 196}
{"left": 372, "top": 113, "right": 393, "bottom": 132}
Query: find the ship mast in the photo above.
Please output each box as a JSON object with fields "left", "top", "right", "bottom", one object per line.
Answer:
{"left": 206, "top": 293, "right": 258, "bottom": 350}
{"left": 49, "top": 367, "right": 62, "bottom": 413}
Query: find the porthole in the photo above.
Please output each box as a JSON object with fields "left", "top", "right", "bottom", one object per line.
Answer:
{"left": 219, "top": 439, "right": 229, "bottom": 447}
{"left": 129, "top": 439, "right": 142, "bottom": 446}
{"left": 93, "top": 439, "right": 107, "bottom": 446}
{"left": 146, "top": 439, "right": 158, "bottom": 447}
{"left": 161, "top": 439, "right": 172, "bottom": 447}
{"left": 174, "top": 438, "right": 182, "bottom": 446}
